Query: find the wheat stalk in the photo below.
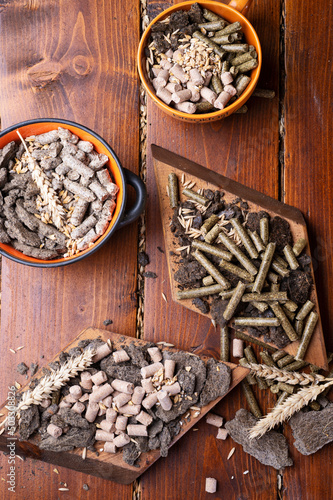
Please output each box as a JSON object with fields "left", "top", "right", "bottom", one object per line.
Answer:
{"left": 16, "top": 130, "right": 66, "bottom": 230}
{"left": 244, "top": 362, "right": 327, "bottom": 386}
{"left": 0, "top": 348, "right": 95, "bottom": 429}
{"left": 249, "top": 379, "right": 333, "bottom": 439}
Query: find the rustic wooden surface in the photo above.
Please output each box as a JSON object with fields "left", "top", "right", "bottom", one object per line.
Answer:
{"left": 0, "top": 0, "right": 332, "bottom": 498}
{"left": 0, "top": 0, "right": 139, "bottom": 498}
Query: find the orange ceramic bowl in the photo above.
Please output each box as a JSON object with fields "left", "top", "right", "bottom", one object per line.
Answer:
{"left": 138, "top": 0, "right": 262, "bottom": 123}
{"left": 0, "top": 119, "right": 146, "bottom": 267}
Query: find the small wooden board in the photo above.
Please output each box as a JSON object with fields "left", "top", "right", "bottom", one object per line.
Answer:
{"left": 0, "top": 327, "right": 248, "bottom": 485}
{"left": 152, "top": 145, "right": 328, "bottom": 370}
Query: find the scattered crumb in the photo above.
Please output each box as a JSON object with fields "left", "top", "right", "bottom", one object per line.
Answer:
{"left": 243, "top": 470, "right": 249, "bottom": 475}
{"left": 59, "top": 488, "right": 69, "bottom": 492}
{"left": 83, "top": 484, "right": 89, "bottom": 491}
{"left": 103, "top": 319, "right": 113, "bottom": 326}
{"left": 162, "top": 292, "right": 167, "bottom": 302}
{"left": 227, "top": 447, "right": 235, "bottom": 460}
{"left": 193, "top": 428, "right": 198, "bottom": 431}
{"left": 16, "top": 346, "right": 25, "bottom": 351}
{"left": 231, "top": 476, "right": 234, "bottom": 480}
{"left": 9, "top": 349, "right": 16, "bottom": 354}
{"left": 53, "top": 468, "right": 59, "bottom": 474}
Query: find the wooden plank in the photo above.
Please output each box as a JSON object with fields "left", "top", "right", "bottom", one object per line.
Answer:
{"left": 143, "top": 0, "right": 280, "bottom": 497}
{"left": 282, "top": 0, "right": 333, "bottom": 498}
{"left": 0, "top": 0, "right": 140, "bottom": 497}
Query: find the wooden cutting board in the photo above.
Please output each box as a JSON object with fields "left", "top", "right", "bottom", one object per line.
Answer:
{"left": 152, "top": 145, "right": 328, "bottom": 370}
{"left": 0, "top": 327, "right": 248, "bottom": 484}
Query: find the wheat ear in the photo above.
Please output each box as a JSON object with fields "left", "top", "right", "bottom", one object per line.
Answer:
{"left": 0, "top": 348, "right": 95, "bottom": 429}
{"left": 249, "top": 379, "right": 333, "bottom": 439}
{"left": 16, "top": 130, "right": 66, "bottom": 230}
{"left": 244, "top": 362, "right": 326, "bottom": 386}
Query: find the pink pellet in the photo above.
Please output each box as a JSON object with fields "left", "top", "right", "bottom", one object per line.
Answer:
{"left": 136, "top": 410, "right": 153, "bottom": 427}
{"left": 85, "top": 402, "right": 99, "bottom": 422}
{"left": 141, "top": 362, "right": 163, "bottom": 379}
{"left": 91, "top": 371, "right": 108, "bottom": 386}
{"left": 172, "top": 89, "right": 192, "bottom": 103}
{"left": 142, "top": 393, "right": 158, "bottom": 410}
{"left": 153, "top": 78, "right": 161, "bottom": 90}
{"left": 165, "top": 49, "right": 173, "bottom": 58}
{"left": 147, "top": 347, "right": 162, "bottom": 363}
{"left": 157, "top": 390, "right": 172, "bottom": 411}
{"left": 95, "top": 430, "right": 115, "bottom": 442}
{"left": 189, "top": 68, "right": 204, "bottom": 86}
{"left": 164, "top": 359, "right": 176, "bottom": 379}
{"left": 165, "top": 82, "right": 182, "bottom": 93}
{"left": 186, "top": 81, "right": 201, "bottom": 102}
{"left": 155, "top": 69, "right": 169, "bottom": 86}
{"left": 111, "top": 379, "right": 134, "bottom": 394}
{"left": 64, "top": 394, "right": 78, "bottom": 404}
{"left": 113, "top": 434, "right": 131, "bottom": 448}
{"left": 127, "top": 424, "right": 148, "bottom": 437}
{"left": 69, "top": 385, "right": 82, "bottom": 400}
{"left": 100, "top": 420, "right": 116, "bottom": 433}
{"left": 221, "top": 72, "right": 233, "bottom": 85}
{"left": 204, "top": 71, "right": 212, "bottom": 86}
{"left": 89, "top": 383, "right": 114, "bottom": 403}
{"left": 156, "top": 87, "right": 173, "bottom": 105}
{"left": 115, "top": 415, "right": 128, "bottom": 431}
{"left": 160, "top": 59, "right": 172, "bottom": 70}
{"left": 117, "top": 404, "right": 141, "bottom": 416}
{"left": 162, "top": 382, "right": 181, "bottom": 395}
{"left": 98, "top": 407, "right": 106, "bottom": 416}
{"left": 92, "top": 343, "right": 112, "bottom": 363}
{"left": 232, "top": 338, "right": 244, "bottom": 358}
{"left": 106, "top": 408, "right": 118, "bottom": 423}
{"left": 224, "top": 84, "right": 237, "bottom": 97}
{"left": 214, "top": 91, "right": 231, "bottom": 110}
{"left": 205, "top": 477, "right": 217, "bottom": 494}
{"left": 131, "top": 386, "right": 146, "bottom": 405}
{"left": 206, "top": 413, "right": 223, "bottom": 428}
{"left": 216, "top": 428, "right": 229, "bottom": 440}
{"left": 152, "top": 67, "right": 162, "bottom": 78}
{"left": 172, "top": 49, "right": 183, "bottom": 62}
{"left": 113, "top": 393, "right": 131, "bottom": 408}
{"left": 170, "top": 63, "right": 188, "bottom": 84}
{"left": 200, "top": 87, "right": 217, "bottom": 105}
{"left": 175, "top": 102, "right": 197, "bottom": 114}
{"left": 59, "top": 400, "right": 72, "bottom": 409}
{"left": 80, "top": 371, "right": 93, "bottom": 390}
{"left": 104, "top": 442, "right": 117, "bottom": 454}
{"left": 102, "top": 396, "right": 113, "bottom": 408}
{"left": 47, "top": 424, "right": 62, "bottom": 438}
{"left": 141, "top": 378, "right": 154, "bottom": 393}
{"left": 79, "top": 393, "right": 90, "bottom": 403}
{"left": 113, "top": 349, "right": 130, "bottom": 364}
{"left": 72, "top": 402, "right": 85, "bottom": 414}
{"left": 40, "top": 399, "right": 51, "bottom": 408}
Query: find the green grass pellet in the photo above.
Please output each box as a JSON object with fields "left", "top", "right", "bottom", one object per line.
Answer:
{"left": 244, "top": 346, "right": 267, "bottom": 390}
{"left": 221, "top": 44, "right": 249, "bottom": 53}
{"left": 219, "top": 283, "right": 253, "bottom": 299}
{"left": 282, "top": 306, "right": 296, "bottom": 322}
{"left": 242, "top": 379, "right": 262, "bottom": 418}
{"left": 274, "top": 255, "right": 288, "bottom": 268}
{"left": 252, "top": 301, "right": 268, "bottom": 313}
{"left": 220, "top": 325, "right": 229, "bottom": 362}
{"left": 295, "top": 319, "right": 304, "bottom": 336}
{"left": 275, "top": 391, "right": 289, "bottom": 407}
{"left": 193, "top": 250, "right": 230, "bottom": 289}
{"left": 277, "top": 382, "right": 294, "bottom": 394}
{"left": 234, "top": 317, "right": 280, "bottom": 327}
{"left": 249, "top": 230, "right": 265, "bottom": 253}
{"left": 259, "top": 350, "right": 277, "bottom": 368}
{"left": 235, "top": 75, "right": 251, "bottom": 96}
{"left": 231, "top": 219, "right": 258, "bottom": 259}
{"left": 196, "top": 101, "right": 214, "bottom": 113}
{"left": 168, "top": 173, "right": 179, "bottom": 209}
{"left": 218, "top": 22, "right": 242, "bottom": 36}
{"left": 203, "top": 275, "right": 215, "bottom": 287}
{"left": 270, "top": 260, "right": 290, "bottom": 277}
{"left": 200, "top": 214, "right": 219, "bottom": 236}
{"left": 198, "top": 21, "right": 226, "bottom": 31}
{"left": 176, "top": 284, "right": 225, "bottom": 300}
{"left": 259, "top": 217, "right": 269, "bottom": 245}
{"left": 283, "top": 244, "right": 299, "bottom": 270}
{"left": 219, "top": 259, "right": 254, "bottom": 282}
{"left": 270, "top": 283, "right": 280, "bottom": 292}
{"left": 217, "top": 232, "right": 258, "bottom": 276}
{"left": 283, "top": 300, "right": 298, "bottom": 312}
{"left": 252, "top": 88, "right": 275, "bottom": 99}
{"left": 308, "top": 401, "right": 321, "bottom": 411}
{"left": 182, "top": 188, "right": 210, "bottom": 206}
{"left": 222, "top": 60, "right": 230, "bottom": 73}
{"left": 277, "top": 354, "right": 295, "bottom": 368}
{"left": 271, "top": 350, "right": 288, "bottom": 362}
{"left": 252, "top": 242, "right": 276, "bottom": 293}
{"left": 230, "top": 52, "right": 255, "bottom": 67}
{"left": 211, "top": 34, "right": 234, "bottom": 45}
{"left": 234, "top": 330, "right": 278, "bottom": 352}
{"left": 237, "top": 59, "right": 258, "bottom": 74}
{"left": 239, "top": 357, "right": 257, "bottom": 385}
{"left": 193, "top": 31, "right": 225, "bottom": 59}
{"left": 202, "top": 8, "right": 225, "bottom": 23}
{"left": 267, "top": 271, "right": 280, "bottom": 284}
{"left": 211, "top": 74, "right": 224, "bottom": 94}
{"left": 295, "top": 300, "right": 315, "bottom": 321}
{"left": 192, "top": 239, "right": 233, "bottom": 261}
{"left": 283, "top": 359, "right": 308, "bottom": 371}
{"left": 223, "top": 281, "right": 247, "bottom": 321}
{"left": 295, "top": 311, "right": 318, "bottom": 361}
{"left": 242, "top": 291, "right": 288, "bottom": 302}
{"left": 270, "top": 301, "right": 298, "bottom": 342}
{"left": 205, "top": 223, "right": 222, "bottom": 244}
{"left": 270, "top": 384, "right": 280, "bottom": 394}
{"left": 292, "top": 238, "right": 307, "bottom": 257}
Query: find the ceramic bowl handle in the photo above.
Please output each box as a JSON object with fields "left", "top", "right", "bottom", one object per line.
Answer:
{"left": 228, "top": 0, "right": 253, "bottom": 15}
{"left": 117, "top": 168, "right": 146, "bottom": 229}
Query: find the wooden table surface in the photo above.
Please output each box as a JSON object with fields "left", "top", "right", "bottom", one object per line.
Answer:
{"left": 0, "top": 0, "right": 332, "bottom": 499}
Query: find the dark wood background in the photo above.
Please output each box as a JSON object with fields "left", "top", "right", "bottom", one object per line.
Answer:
{"left": 0, "top": 0, "right": 332, "bottom": 498}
